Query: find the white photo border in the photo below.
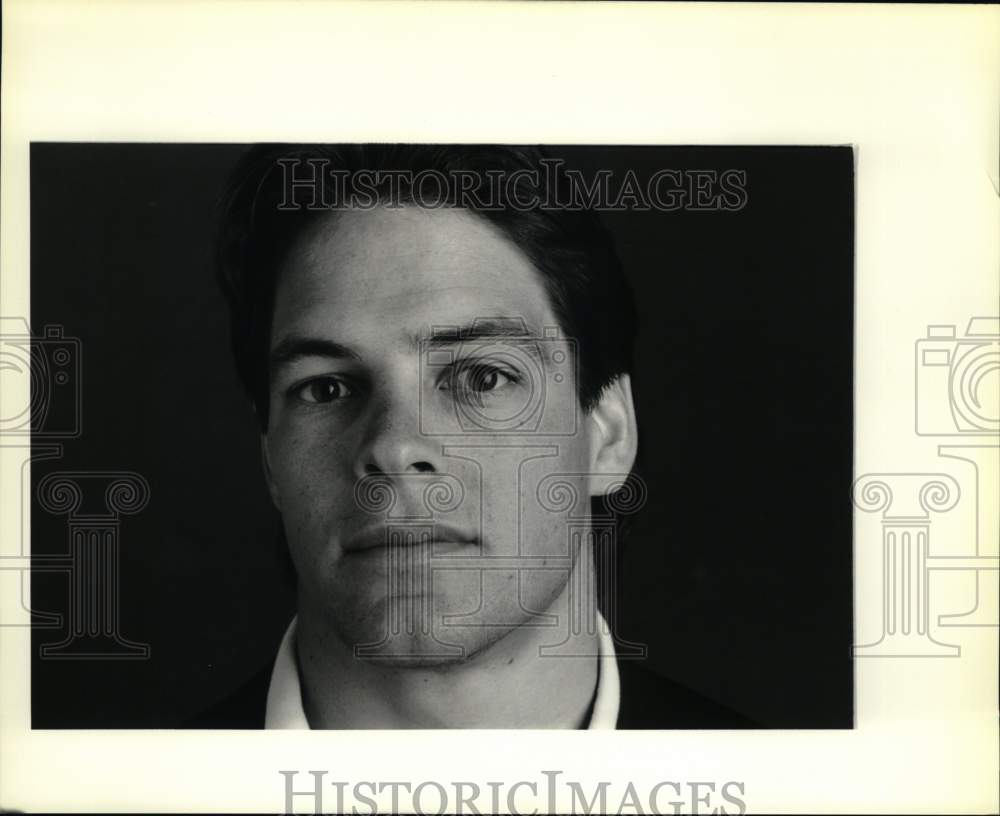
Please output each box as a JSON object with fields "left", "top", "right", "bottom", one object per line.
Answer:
{"left": 1, "top": 2, "right": 997, "bottom": 814}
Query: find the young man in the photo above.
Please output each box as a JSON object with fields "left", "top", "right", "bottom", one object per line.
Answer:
{"left": 194, "top": 145, "right": 752, "bottom": 729}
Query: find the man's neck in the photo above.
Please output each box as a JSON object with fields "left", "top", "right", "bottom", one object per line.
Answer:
{"left": 295, "top": 558, "right": 602, "bottom": 729}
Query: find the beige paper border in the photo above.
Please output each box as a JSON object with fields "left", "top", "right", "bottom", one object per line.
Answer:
{"left": 2, "top": 2, "right": 998, "bottom": 813}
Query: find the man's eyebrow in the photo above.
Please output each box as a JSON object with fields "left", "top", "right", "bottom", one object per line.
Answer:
{"left": 269, "top": 335, "right": 360, "bottom": 370}
{"left": 423, "top": 319, "right": 537, "bottom": 348}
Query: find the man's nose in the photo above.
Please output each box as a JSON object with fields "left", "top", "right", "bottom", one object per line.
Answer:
{"left": 354, "top": 390, "right": 440, "bottom": 477}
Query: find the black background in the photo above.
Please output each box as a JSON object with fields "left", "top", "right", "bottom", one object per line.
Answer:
{"left": 30, "top": 144, "right": 853, "bottom": 728}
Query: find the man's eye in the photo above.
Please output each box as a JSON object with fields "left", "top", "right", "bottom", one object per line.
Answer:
{"left": 448, "top": 360, "right": 519, "bottom": 395}
{"left": 292, "top": 376, "right": 355, "bottom": 404}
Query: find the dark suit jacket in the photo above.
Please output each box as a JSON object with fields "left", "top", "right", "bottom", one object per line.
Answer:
{"left": 186, "top": 658, "right": 758, "bottom": 729}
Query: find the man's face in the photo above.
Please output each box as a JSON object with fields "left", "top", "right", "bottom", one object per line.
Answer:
{"left": 264, "top": 206, "right": 599, "bottom": 664}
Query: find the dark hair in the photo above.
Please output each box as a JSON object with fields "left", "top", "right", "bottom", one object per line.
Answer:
{"left": 215, "top": 143, "right": 637, "bottom": 429}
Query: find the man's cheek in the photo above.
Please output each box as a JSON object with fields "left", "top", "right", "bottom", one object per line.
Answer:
{"left": 273, "top": 427, "right": 350, "bottom": 485}
{"left": 271, "top": 439, "right": 352, "bottom": 552}
{"left": 282, "top": 493, "right": 345, "bottom": 580}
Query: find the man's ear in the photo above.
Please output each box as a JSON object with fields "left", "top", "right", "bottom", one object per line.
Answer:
{"left": 260, "top": 434, "right": 282, "bottom": 511}
{"left": 586, "top": 373, "right": 639, "bottom": 497}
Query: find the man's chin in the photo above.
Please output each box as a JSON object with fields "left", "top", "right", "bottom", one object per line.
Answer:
{"left": 356, "top": 651, "right": 471, "bottom": 671}
{"left": 324, "top": 577, "right": 562, "bottom": 668}
{"left": 342, "top": 623, "right": 509, "bottom": 670}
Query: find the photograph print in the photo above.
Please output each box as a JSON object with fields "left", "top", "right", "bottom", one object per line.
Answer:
{"left": 26, "top": 142, "right": 854, "bottom": 730}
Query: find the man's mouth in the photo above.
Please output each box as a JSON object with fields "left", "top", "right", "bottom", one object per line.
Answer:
{"left": 343, "top": 523, "right": 480, "bottom": 555}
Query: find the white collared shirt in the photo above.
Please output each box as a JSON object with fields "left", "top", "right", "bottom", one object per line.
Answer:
{"left": 265, "top": 611, "right": 620, "bottom": 729}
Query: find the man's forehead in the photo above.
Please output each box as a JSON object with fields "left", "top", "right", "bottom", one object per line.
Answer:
{"left": 284, "top": 206, "right": 540, "bottom": 289}
{"left": 272, "top": 206, "right": 557, "bottom": 342}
